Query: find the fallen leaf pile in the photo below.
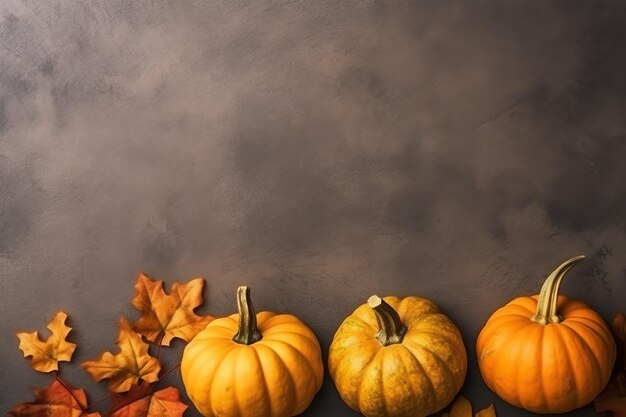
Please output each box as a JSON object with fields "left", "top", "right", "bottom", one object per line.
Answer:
{"left": 11, "top": 273, "right": 210, "bottom": 417}
{"left": 443, "top": 396, "right": 496, "bottom": 417}
{"left": 594, "top": 312, "right": 626, "bottom": 417}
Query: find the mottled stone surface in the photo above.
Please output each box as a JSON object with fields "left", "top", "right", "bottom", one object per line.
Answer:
{"left": 1, "top": 1, "right": 625, "bottom": 416}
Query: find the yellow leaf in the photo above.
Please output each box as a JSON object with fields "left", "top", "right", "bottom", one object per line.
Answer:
{"left": 449, "top": 396, "right": 472, "bottom": 417}
{"left": 131, "top": 273, "right": 212, "bottom": 346}
{"left": 81, "top": 317, "right": 160, "bottom": 393}
{"left": 475, "top": 403, "right": 496, "bottom": 417}
{"left": 16, "top": 311, "right": 77, "bottom": 373}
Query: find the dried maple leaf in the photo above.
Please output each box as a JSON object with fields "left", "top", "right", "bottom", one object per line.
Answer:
{"left": 131, "top": 273, "right": 212, "bottom": 346}
{"left": 474, "top": 403, "right": 496, "bottom": 417}
{"left": 594, "top": 312, "right": 626, "bottom": 417}
{"left": 108, "top": 383, "right": 187, "bottom": 417}
{"left": 9, "top": 379, "right": 101, "bottom": 417}
{"left": 81, "top": 317, "right": 160, "bottom": 393}
{"left": 449, "top": 396, "right": 472, "bottom": 417}
{"left": 16, "top": 311, "right": 77, "bottom": 373}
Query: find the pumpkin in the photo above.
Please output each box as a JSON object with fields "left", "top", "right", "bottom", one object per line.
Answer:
{"left": 476, "top": 255, "right": 616, "bottom": 414}
{"left": 181, "top": 286, "right": 324, "bottom": 417}
{"left": 328, "top": 294, "right": 467, "bottom": 417}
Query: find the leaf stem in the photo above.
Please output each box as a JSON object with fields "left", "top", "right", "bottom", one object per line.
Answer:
{"left": 84, "top": 393, "right": 113, "bottom": 411}
{"left": 106, "top": 381, "right": 153, "bottom": 415}
{"left": 154, "top": 363, "right": 181, "bottom": 389}
{"left": 52, "top": 371, "right": 88, "bottom": 415}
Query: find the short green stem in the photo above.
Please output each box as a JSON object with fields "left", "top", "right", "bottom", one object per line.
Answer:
{"left": 530, "top": 255, "right": 586, "bottom": 324}
{"left": 232, "top": 286, "right": 263, "bottom": 345}
{"left": 368, "top": 295, "right": 407, "bottom": 346}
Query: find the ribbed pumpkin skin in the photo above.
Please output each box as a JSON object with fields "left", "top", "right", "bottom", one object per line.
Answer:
{"left": 181, "top": 311, "right": 324, "bottom": 417}
{"left": 328, "top": 296, "right": 467, "bottom": 417}
{"left": 476, "top": 294, "right": 616, "bottom": 414}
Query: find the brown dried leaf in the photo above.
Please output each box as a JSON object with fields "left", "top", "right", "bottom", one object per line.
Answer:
{"left": 449, "top": 396, "right": 472, "bottom": 417}
{"left": 16, "top": 311, "right": 77, "bottom": 373}
{"left": 131, "top": 273, "right": 212, "bottom": 346}
{"left": 8, "top": 379, "right": 101, "bottom": 417}
{"left": 81, "top": 317, "right": 160, "bottom": 393}
{"left": 108, "top": 383, "right": 187, "bottom": 417}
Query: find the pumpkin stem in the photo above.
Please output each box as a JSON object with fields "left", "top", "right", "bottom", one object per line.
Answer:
{"left": 368, "top": 295, "right": 407, "bottom": 346}
{"left": 530, "top": 255, "right": 586, "bottom": 324}
{"left": 232, "top": 286, "right": 263, "bottom": 345}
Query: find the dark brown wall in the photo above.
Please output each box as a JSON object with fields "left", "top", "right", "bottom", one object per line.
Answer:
{"left": 1, "top": 1, "right": 625, "bottom": 416}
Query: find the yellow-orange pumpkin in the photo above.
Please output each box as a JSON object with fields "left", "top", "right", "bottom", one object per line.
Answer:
{"left": 329, "top": 295, "right": 467, "bottom": 417}
{"left": 476, "top": 255, "right": 616, "bottom": 413}
{"left": 181, "top": 286, "right": 324, "bottom": 417}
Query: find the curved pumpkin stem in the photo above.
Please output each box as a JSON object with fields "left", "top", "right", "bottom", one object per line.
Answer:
{"left": 530, "top": 255, "right": 586, "bottom": 324}
{"left": 232, "top": 286, "right": 263, "bottom": 345}
{"left": 368, "top": 295, "right": 407, "bottom": 346}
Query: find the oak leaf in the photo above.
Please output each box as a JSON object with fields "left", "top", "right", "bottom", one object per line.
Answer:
{"left": 81, "top": 317, "right": 160, "bottom": 393}
{"left": 17, "top": 311, "right": 77, "bottom": 373}
{"left": 594, "top": 312, "right": 626, "bottom": 417}
{"left": 108, "top": 383, "right": 187, "bottom": 417}
{"left": 9, "top": 379, "right": 101, "bottom": 417}
{"left": 131, "top": 273, "right": 212, "bottom": 346}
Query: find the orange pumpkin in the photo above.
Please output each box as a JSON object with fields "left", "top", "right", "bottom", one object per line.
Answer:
{"left": 476, "top": 255, "right": 616, "bottom": 413}
{"left": 329, "top": 295, "right": 467, "bottom": 417}
{"left": 181, "top": 286, "right": 324, "bottom": 417}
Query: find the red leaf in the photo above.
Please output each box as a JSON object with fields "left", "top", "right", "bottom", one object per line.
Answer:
{"left": 9, "top": 379, "right": 101, "bottom": 417}
{"left": 108, "top": 383, "right": 187, "bottom": 417}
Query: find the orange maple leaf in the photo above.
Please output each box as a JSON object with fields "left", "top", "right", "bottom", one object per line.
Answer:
{"left": 81, "top": 317, "right": 160, "bottom": 393}
{"left": 131, "top": 273, "right": 212, "bottom": 346}
{"left": 594, "top": 313, "right": 626, "bottom": 417}
{"left": 16, "top": 311, "right": 77, "bottom": 373}
{"left": 9, "top": 379, "right": 101, "bottom": 417}
{"left": 108, "top": 383, "right": 187, "bottom": 417}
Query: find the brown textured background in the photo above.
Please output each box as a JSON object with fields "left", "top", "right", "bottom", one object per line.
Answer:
{"left": 1, "top": 1, "right": 626, "bottom": 416}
